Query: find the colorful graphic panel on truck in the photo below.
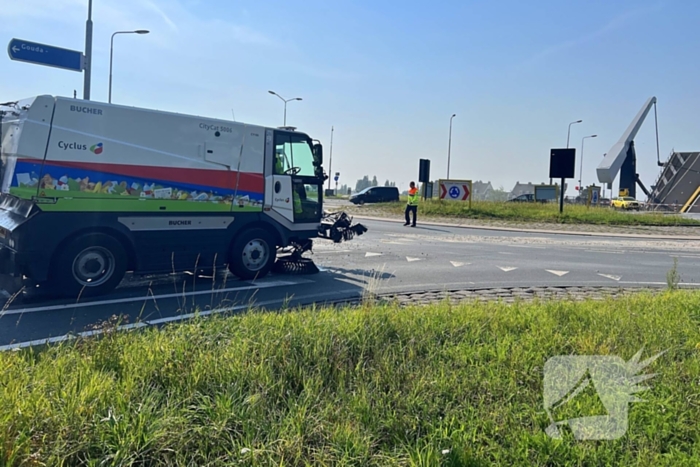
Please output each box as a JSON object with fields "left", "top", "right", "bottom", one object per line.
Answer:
{"left": 11, "top": 158, "right": 264, "bottom": 213}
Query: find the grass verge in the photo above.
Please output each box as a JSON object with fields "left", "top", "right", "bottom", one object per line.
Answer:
{"left": 350, "top": 200, "right": 700, "bottom": 226}
{"left": 2, "top": 291, "right": 700, "bottom": 465}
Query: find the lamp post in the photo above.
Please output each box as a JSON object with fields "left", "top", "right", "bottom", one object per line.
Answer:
{"left": 83, "top": 0, "right": 93, "bottom": 100}
{"left": 327, "top": 126, "right": 334, "bottom": 190}
{"left": 567, "top": 119, "right": 583, "bottom": 148}
{"left": 551, "top": 119, "right": 583, "bottom": 184}
{"left": 579, "top": 134, "right": 597, "bottom": 198}
{"left": 447, "top": 113, "right": 456, "bottom": 179}
{"left": 109, "top": 30, "right": 150, "bottom": 103}
{"left": 268, "top": 91, "right": 302, "bottom": 126}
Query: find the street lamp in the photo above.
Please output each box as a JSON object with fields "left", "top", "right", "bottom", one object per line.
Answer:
{"left": 109, "top": 30, "right": 150, "bottom": 103}
{"left": 552, "top": 119, "right": 583, "bottom": 184}
{"left": 579, "top": 134, "right": 597, "bottom": 198}
{"left": 268, "top": 91, "right": 302, "bottom": 126}
{"left": 447, "top": 113, "right": 456, "bottom": 179}
{"left": 567, "top": 119, "right": 583, "bottom": 148}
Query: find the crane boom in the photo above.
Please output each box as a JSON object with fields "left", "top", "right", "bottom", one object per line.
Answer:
{"left": 596, "top": 97, "right": 656, "bottom": 184}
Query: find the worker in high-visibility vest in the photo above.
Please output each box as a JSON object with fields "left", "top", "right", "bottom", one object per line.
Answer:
{"left": 293, "top": 189, "right": 303, "bottom": 215}
{"left": 404, "top": 181, "right": 419, "bottom": 227}
{"left": 274, "top": 149, "right": 285, "bottom": 174}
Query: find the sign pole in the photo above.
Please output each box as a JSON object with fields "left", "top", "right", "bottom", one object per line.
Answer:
{"left": 559, "top": 178, "right": 565, "bottom": 214}
{"left": 83, "top": 0, "right": 93, "bottom": 100}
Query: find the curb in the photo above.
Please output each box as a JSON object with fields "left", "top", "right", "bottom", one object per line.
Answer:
{"left": 351, "top": 215, "right": 700, "bottom": 240}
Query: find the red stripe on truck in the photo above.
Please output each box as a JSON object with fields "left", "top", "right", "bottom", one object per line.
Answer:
{"left": 42, "top": 160, "right": 265, "bottom": 194}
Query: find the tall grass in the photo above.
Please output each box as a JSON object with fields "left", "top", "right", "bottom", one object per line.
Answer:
{"left": 358, "top": 200, "right": 700, "bottom": 226}
{"left": 2, "top": 291, "right": 700, "bottom": 465}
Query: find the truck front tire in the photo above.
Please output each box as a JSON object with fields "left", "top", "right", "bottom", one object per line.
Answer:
{"left": 50, "top": 233, "right": 128, "bottom": 297}
{"left": 228, "top": 228, "right": 277, "bottom": 280}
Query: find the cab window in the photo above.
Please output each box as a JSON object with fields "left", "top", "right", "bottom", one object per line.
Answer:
{"left": 274, "top": 132, "right": 315, "bottom": 177}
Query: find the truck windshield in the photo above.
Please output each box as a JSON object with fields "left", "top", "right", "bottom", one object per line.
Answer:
{"left": 274, "top": 132, "right": 316, "bottom": 177}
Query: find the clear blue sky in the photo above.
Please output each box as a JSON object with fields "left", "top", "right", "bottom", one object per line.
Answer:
{"left": 2, "top": 0, "right": 699, "bottom": 195}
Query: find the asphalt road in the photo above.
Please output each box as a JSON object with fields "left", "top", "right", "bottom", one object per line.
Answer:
{"left": 2, "top": 217, "right": 700, "bottom": 349}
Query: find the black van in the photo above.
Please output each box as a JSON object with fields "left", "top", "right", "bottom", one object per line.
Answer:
{"left": 350, "top": 186, "right": 400, "bottom": 204}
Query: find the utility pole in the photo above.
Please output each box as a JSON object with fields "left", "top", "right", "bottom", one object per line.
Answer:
{"left": 327, "top": 126, "right": 334, "bottom": 190}
{"left": 447, "top": 113, "right": 456, "bottom": 179}
{"left": 83, "top": 0, "right": 93, "bottom": 100}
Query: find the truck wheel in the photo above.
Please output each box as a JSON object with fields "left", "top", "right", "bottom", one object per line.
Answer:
{"left": 51, "top": 233, "right": 128, "bottom": 297}
{"left": 229, "top": 228, "right": 277, "bottom": 280}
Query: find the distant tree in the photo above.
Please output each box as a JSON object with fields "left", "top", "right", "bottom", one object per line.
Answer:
{"left": 355, "top": 175, "right": 371, "bottom": 192}
{"left": 490, "top": 185, "right": 509, "bottom": 202}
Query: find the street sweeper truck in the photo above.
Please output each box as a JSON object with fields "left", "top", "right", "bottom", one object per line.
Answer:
{"left": 0, "top": 95, "right": 365, "bottom": 297}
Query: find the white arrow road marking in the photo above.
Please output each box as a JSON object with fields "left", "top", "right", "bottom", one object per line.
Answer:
{"left": 450, "top": 261, "right": 471, "bottom": 267}
{"left": 498, "top": 266, "right": 518, "bottom": 272}
{"left": 546, "top": 270, "right": 569, "bottom": 277}
{"left": 598, "top": 273, "right": 621, "bottom": 281}
{"left": 365, "top": 252, "right": 383, "bottom": 257}
{"left": 406, "top": 257, "right": 422, "bottom": 262}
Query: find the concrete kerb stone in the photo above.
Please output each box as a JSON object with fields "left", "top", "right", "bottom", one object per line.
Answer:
{"left": 376, "top": 286, "right": 670, "bottom": 308}
{"left": 353, "top": 215, "right": 700, "bottom": 241}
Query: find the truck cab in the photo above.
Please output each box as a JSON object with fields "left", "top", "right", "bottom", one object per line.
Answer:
{"left": 266, "top": 127, "right": 325, "bottom": 227}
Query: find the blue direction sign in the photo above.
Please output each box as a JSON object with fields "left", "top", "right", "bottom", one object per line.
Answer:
{"left": 7, "top": 38, "right": 83, "bottom": 72}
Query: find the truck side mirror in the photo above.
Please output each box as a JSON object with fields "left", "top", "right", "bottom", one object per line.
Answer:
{"left": 313, "top": 142, "right": 323, "bottom": 166}
{"left": 313, "top": 142, "right": 324, "bottom": 179}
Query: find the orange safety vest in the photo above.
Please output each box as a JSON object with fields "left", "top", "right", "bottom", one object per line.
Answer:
{"left": 407, "top": 187, "right": 419, "bottom": 206}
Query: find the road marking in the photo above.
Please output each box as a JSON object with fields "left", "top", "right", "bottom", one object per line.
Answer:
{"left": 586, "top": 250, "right": 625, "bottom": 254}
{"left": 450, "top": 261, "right": 471, "bottom": 267}
{"left": 0, "top": 289, "right": 362, "bottom": 352}
{"left": 546, "top": 270, "right": 569, "bottom": 277}
{"left": 598, "top": 273, "right": 622, "bottom": 281}
{"left": 673, "top": 255, "right": 700, "bottom": 259}
{"left": 619, "top": 281, "right": 700, "bottom": 286}
{"left": 498, "top": 266, "right": 518, "bottom": 272}
{"left": 365, "top": 252, "right": 383, "bottom": 257}
{"left": 0, "top": 279, "right": 308, "bottom": 316}
{"left": 312, "top": 249, "right": 352, "bottom": 254}
{"left": 406, "top": 257, "right": 422, "bottom": 262}
{"left": 498, "top": 252, "right": 516, "bottom": 255}
{"left": 508, "top": 245, "right": 546, "bottom": 250}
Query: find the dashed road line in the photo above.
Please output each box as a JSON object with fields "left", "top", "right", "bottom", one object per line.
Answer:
{"left": 498, "top": 267, "right": 518, "bottom": 272}
{"left": 0, "top": 279, "right": 309, "bottom": 316}
{"left": 0, "top": 289, "right": 357, "bottom": 352}
{"left": 365, "top": 252, "right": 383, "bottom": 257}
{"left": 546, "top": 270, "right": 570, "bottom": 277}
{"left": 598, "top": 273, "right": 622, "bottom": 281}
{"left": 406, "top": 257, "right": 422, "bottom": 262}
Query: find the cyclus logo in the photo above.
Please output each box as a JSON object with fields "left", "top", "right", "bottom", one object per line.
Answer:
{"left": 543, "top": 348, "right": 666, "bottom": 440}
{"left": 90, "top": 143, "right": 103, "bottom": 154}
